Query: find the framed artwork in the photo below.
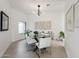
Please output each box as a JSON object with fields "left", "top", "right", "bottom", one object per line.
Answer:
{"left": 0, "top": 11, "right": 9, "bottom": 31}
{"left": 35, "top": 21, "right": 51, "bottom": 30}
{"left": 66, "top": 5, "right": 75, "bottom": 31}
{"left": 74, "top": 1, "right": 79, "bottom": 28}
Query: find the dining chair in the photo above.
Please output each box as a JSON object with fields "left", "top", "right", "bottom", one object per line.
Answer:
{"left": 35, "top": 37, "right": 52, "bottom": 57}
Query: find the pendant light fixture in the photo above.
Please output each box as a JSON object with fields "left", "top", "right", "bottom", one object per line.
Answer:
{"left": 37, "top": 4, "right": 41, "bottom": 16}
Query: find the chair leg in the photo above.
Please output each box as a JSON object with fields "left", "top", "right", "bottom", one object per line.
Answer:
{"left": 38, "top": 49, "right": 41, "bottom": 57}
{"left": 36, "top": 50, "right": 40, "bottom": 58}
{"left": 49, "top": 47, "right": 52, "bottom": 55}
{"left": 33, "top": 46, "right": 38, "bottom": 52}
{"left": 34, "top": 47, "right": 40, "bottom": 58}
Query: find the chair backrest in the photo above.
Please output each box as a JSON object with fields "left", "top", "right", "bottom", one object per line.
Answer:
{"left": 38, "top": 37, "right": 52, "bottom": 49}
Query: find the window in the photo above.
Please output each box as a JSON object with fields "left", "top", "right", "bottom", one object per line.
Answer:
{"left": 18, "top": 22, "right": 25, "bottom": 34}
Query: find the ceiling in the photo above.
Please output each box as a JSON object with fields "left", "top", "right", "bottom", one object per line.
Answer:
{"left": 9, "top": 0, "right": 65, "bottom": 15}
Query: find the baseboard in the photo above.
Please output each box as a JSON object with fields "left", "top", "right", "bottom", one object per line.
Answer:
{"left": 12, "top": 39, "right": 25, "bottom": 44}
{"left": 64, "top": 45, "right": 71, "bottom": 58}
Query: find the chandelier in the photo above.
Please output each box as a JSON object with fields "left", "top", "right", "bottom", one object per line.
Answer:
{"left": 32, "top": 0, "right": 50, "bottom": 16}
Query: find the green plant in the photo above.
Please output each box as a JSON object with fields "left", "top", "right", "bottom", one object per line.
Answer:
{"left": 59, "top": 31, "right": 65, "bottom": 38}
{"left": 24, "top": 30, "right": 32, "bottom": 36}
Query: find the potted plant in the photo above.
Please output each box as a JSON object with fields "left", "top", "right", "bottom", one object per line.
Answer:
{"left": 24, "top": 30, "right": 32, "bottom": 37}
{"left": 59, "top": 31, "right": 65, "bottom": 41}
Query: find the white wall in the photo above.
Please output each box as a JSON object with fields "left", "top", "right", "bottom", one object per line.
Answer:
{"left": 0, "top": 0, "right": 28, "bottom": 57}
{"left": 65, "top": 0, "right": 79, "bottom": 58}
{"left": 11, "top": 8, "right": 28, "bottom": 42}
{"left": 0, "top": 0, "right": 12, "bottom": 57}
{"left": 28, "top": 11, "right": 64, "bottom": 38}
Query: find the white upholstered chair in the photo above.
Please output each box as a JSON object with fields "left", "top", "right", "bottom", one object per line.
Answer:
{"left": 36, "top": 38, "right": 51, "bottom": 49}
{"left": 26, "top": 36, "right": 37, "bottom": 45}
{"left": 35, "top": 37, "right": 52, "bottom": 57}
